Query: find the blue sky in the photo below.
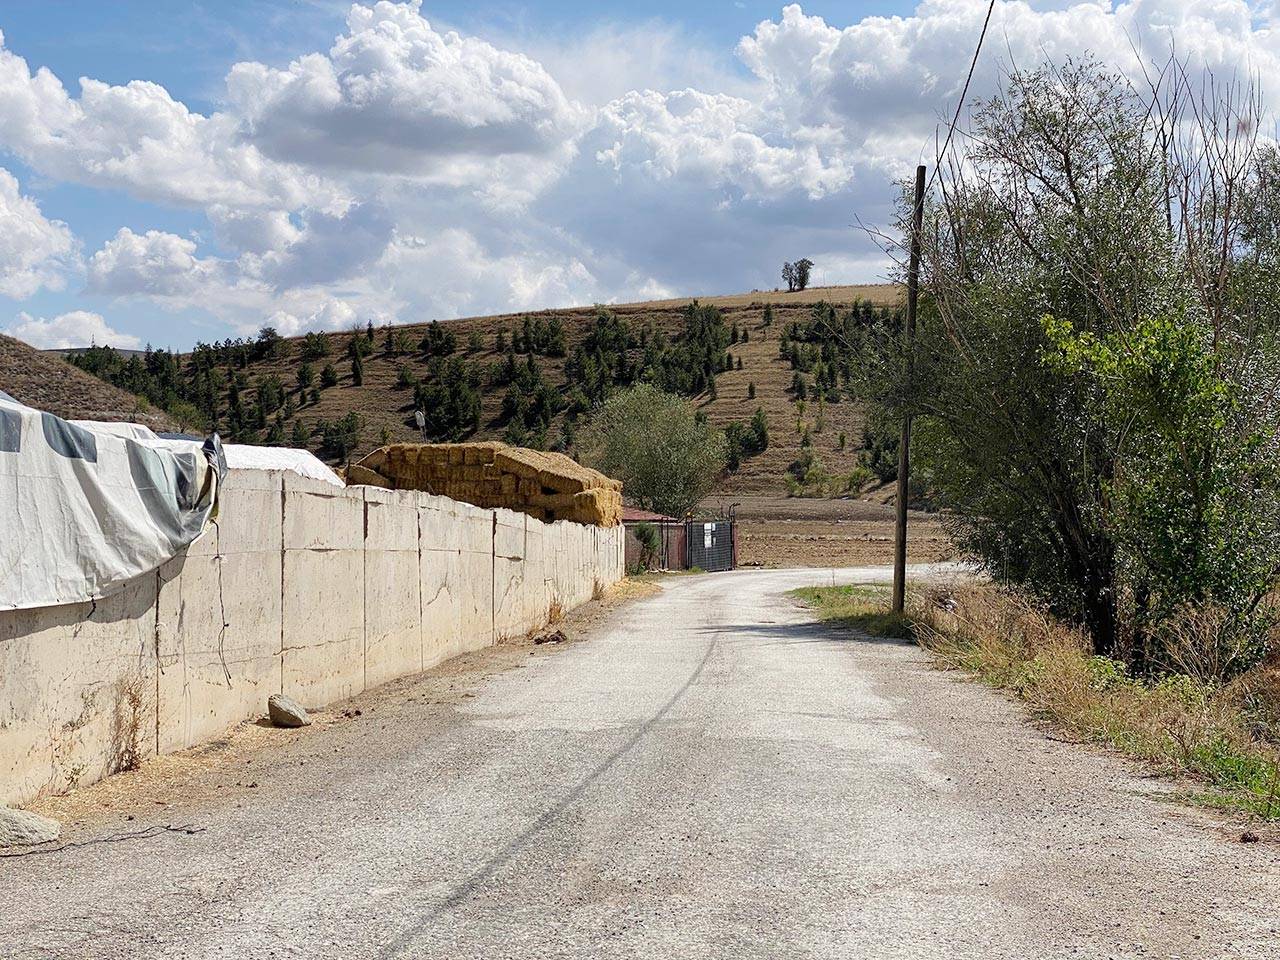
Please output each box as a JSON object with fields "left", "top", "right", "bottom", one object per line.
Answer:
{"left": 0, "top": 1, "right": 1275, "bottom": 350}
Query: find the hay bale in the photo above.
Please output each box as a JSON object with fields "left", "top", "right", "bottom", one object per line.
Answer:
{"left": 350, "top": 441, "right": 622, "bottom": 526}
{"left": 347, "top": 464, "right": 392, "bottom": 488}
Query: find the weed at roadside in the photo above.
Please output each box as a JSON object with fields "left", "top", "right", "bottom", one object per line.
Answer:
{"left": 793, "top": 582, "right": 1280, "bottom": 821}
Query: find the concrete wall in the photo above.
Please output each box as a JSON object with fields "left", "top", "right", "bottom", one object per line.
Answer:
{"left": 0, "top": 471, "right": 625, "bottom": 807}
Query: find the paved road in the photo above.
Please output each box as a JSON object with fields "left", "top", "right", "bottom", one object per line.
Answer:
{"left": 3, "top": 568, "right": 1277, "bottom": 959}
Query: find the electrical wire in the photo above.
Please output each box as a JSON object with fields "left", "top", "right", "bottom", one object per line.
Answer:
{"left": 928, "top": 0, "right": 998, "bottom": 191}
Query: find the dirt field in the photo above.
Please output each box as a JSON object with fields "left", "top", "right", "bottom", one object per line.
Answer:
{"left": 708, "top": 495, "right": 955, "bottom": 568}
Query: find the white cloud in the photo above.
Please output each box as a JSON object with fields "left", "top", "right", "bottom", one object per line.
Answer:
{"left": 733, "top": 1, "right": 1280, "bottom": 178}
{"left": 225, "top": 0, "right": 589, "bottom": 184}
{"left": 513, "top": 20, "right": 754, "bottom": 106}
{"left": 6, "top": 310, "right": 141, "bottom": 349}
{"left": 371, "top": 229, "right": 614, "bottom": 320}
{"left": 595, "top": 88, "right": 853, "bottom": 200}
{"left": 251, "top": 202, "right": 395, "bottom": 289}
{"left": 7, "top": 1, "right": 1280, "bottom": 343}
{"left": 0, "top": 29, "right": 347, "bottom": 213}
{"left": 0, "top": 167, "right": 76, "bottom": 298}
{"left": 86, "top": 227, "right": 225, "bottom": 298}
{"left": 206, "top": 206, "right": 301, "bottom": 255}
{"left": 266, "top": 298, "right": 359, "bottom": 337}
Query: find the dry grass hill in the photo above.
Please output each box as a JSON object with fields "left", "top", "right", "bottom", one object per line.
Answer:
{"left": 209, "top": 282, "right": 950, "bottom": 566}
{"left": 232, "top": 283, "right": 899, "bottom": 490}
{"left": 0, "top": 333, "right": 176, "bottom": 431}
{"left": 38, "top": 284, "right": 954, "bottom": 567}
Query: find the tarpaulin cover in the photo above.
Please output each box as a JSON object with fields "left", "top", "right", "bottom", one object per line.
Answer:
{"left": 0, "top": 392, "right": 225, "bottom": 610}
{"left": 85, "top": 423, "right": 344, "bottom": 488}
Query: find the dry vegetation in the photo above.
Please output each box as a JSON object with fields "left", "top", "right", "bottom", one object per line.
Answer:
{"left": 190, "top": 283, "right": 900, "bottom": 496}
{"left": 0, "top": 334, "right": 176, "bottom": 431}
{"left": 31, "top": 283, "right": 946, "bottom": 566}
{"left": 729, "top": 495, "right": 953, "bottom": 568}
{"left": 794, "top": 582, "right": 1280, "bottom": 821}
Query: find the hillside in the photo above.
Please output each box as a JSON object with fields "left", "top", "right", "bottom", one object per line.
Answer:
{"left": 33, "top": 284, "right": 955, "bottom": 567}
{"left": 0, "top": 334, "right": 176, "bottom": 431}
{"left": 238, "top": 281, "right": 890, "bottom": 488}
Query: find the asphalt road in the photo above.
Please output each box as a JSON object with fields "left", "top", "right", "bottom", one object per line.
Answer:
{"left": 3, "top": 567, "right": 1277, "bottom": 959}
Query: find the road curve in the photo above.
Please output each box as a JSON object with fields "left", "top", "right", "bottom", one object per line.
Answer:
{"left": 2, "top": 567, "right": 1277, "bottom": 959}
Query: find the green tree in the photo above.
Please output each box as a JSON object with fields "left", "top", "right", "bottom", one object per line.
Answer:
{"left": 419, "top": 321, "right": 458, "bottom": 357}
{"left": 320, "top": 363, "right": 338, "bottom": 388}
{"left": 255, "top": 326, "right": 285, "bottom": 360}
{"left": 257, "top": 374, "right": 284, "bottom": 416}
{"left": 579, "top": 384, "right": 727, "bottom": 517}
{"left": 750, "top": 407, "right": 769, "bottom": 451}
{"left": 856, "top": 60, "right": 1280, "bottom": 673}
{"left": 321, "top": 412, "right": 362, "bottom": 461}
{"left": 301, "top": 331, "right": 330, "bottom": 360}
{"left": 791, "top": 372, "right": 807, "bottom": 401}
{"left": 793, "top": 258, "right": 813, "bottom": 291}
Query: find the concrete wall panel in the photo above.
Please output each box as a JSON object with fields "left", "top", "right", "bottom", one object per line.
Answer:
{"left": 155, "top": 471, "right": 284, "bottom": 753}
{"left": 282, "top": 475, "right": 363, "bottom": 551}
{"left": 0, "top": 470, "right": 624, "bottom": 807}
{"left": 281, "top": 479, "right": 365, "bottom": 706}
{"left": 0, "top": 577, "right": 158, "bottom": 804}
{"left": 364, "top": 488, "right": 422, "bottom": 688}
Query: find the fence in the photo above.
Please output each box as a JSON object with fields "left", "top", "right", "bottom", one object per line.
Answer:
{"left": 687, "top": 520, "right": 736, "bottom": 573}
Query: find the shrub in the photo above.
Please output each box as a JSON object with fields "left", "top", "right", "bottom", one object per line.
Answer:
{"left": 579, "top": 384, "right": 726, "bottom": 517}
{"left": 633, "top": 522, "right": 661, "bottom": 569}
{"left": 301, "top": 331, "right": 330, "bottom": 360}
{"left": 320, "top": 412, "right": 361, "bottom": 461}
{"left": 853, "top": 61, "right": 1280, "bottom": 675}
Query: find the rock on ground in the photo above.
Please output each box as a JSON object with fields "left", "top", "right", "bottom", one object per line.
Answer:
{"left": 267, "top": 694, "right": 310, "bottom": 728}
{"left": 0, "top": 807, "right": 60, "bottom": 848}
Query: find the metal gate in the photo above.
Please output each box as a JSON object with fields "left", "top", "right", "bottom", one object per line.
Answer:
{"left": 687, "top": 520, "right": 735, "bottom": 572}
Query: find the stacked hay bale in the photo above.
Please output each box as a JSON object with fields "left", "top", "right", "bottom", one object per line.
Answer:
{"left": 349, "top": 442, "right": 623, "bottom": 527}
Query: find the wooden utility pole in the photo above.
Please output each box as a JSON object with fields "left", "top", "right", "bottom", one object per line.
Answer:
{"left": 892, "top": 165, "right": 926, "bottom": 614}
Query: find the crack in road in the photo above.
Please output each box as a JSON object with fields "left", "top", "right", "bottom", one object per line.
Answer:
{"left": 378, "top": 635, "right": 719, "bottom": 957}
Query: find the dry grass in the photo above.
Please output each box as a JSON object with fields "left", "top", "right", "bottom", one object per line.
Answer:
{"left": 0, "top": 334, "right": 178, "bottom": 431}
{"left": 160, "top": 286, "right": 899, "bottom": 500}
{"left": 794, "top": 582, "right": 1280, "bottom": 820}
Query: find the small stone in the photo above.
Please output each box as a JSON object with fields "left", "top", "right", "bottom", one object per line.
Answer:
{"left": 267, "top": 693, "right": 310, "bottom": 728}
{"left": 0, "top": 807, "right": 61, "bottom": 848}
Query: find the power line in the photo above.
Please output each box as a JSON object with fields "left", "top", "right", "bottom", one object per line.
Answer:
{"left": 928, "top": 0, "right": 997, "bottom": 192}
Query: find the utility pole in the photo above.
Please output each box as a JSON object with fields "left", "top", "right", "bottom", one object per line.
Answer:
{"left": 892, "top": 165, "right": 926, "bottom": 614}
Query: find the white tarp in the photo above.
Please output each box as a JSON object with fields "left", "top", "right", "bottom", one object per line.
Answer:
{"left": 220, "top": 443, "right": 342, "bottom": 487}
{"left": 1, "top": 392, "right": 225, "bottom": 610}
{"left": 77, "top": 422, "right": 344, "bottom": 488}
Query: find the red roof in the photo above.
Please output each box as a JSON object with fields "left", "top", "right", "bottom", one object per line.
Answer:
{"left": 622, "top": 507, "right": 679, "bottom": 523}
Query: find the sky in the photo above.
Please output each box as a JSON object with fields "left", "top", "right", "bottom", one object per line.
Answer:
{"left": 0, "top": 1, "right": 1276, "bottom": 351}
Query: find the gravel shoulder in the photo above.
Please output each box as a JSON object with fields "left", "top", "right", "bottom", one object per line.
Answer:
{"left": 2, "top": 567, "right": 1276, "bottom": 959}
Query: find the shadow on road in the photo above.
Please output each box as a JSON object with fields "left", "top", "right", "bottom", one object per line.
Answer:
{"left": 692, "top": 618, "right": 917, "bottom": 648}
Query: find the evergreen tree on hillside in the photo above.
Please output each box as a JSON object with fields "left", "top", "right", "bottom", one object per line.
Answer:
{"left": 301, "top": 331, "right": 330, "bottom": 360}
